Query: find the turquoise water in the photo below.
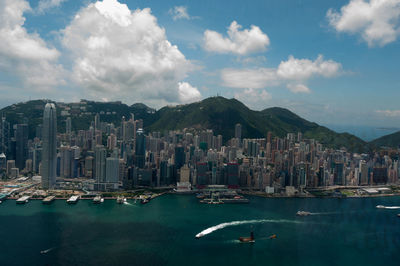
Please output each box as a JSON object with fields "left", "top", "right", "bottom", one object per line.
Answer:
{"left": 1, "top": 195, "right": 400, "bottom": 265}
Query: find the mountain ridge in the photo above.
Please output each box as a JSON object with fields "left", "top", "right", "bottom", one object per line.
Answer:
{"left": 0, "top": 96, "right": 376, "bottom": 152}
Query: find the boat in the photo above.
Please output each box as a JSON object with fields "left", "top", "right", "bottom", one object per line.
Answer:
{"left": 141, "top": 198, "right": 150, "bottom": 204}
{"left": 141, "top": 196, "right": 151, "bottom": 204}
{"left": 116, "top": 196, "right": 127, "bottom": 204}
{"left": 42, "top": 195, "right": 55, "bottom": 204}
{"left": 67, "top": 195, "right": 80, "bottom": 204}
{"left": 269, "top": 234, "right": 277, "bottom": 239}
{"left": 93, "top": 195, "right": 104, "bottom": 204}
{"left": 16, "top": 195, "right": 30, "bottom": 204}
{"left": 397, "top": 214, "right": 400, "bottom": 217}
{"left": 296, "top": 211, "right": 311, "bottom": 216}
{"left": 239, "top": 232, "right": 255, "bottom": 243}
{"left": 195, "top": 233, "right": 205, "bottom": 239}
{"left": 376, "top": 205, "right": 385, "bottom": 209}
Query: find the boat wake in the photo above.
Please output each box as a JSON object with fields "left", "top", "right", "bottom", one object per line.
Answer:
{"left": 40, "top": 247, "right": 54, "bottom": 254}
{"left": 376, "top": 205, "right": 400, "bottom": 209}
{"left": 195, "top": 219, "right": 301, "bottom": 238}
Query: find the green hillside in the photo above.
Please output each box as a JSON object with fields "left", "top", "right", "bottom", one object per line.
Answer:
{"left": 369, "top": 131, "right": 400, "bottom": 149}
{"left": 0, "top": 96, "right": 368, "bottom": 152}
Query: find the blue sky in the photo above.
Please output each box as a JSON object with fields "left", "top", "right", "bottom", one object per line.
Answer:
{"left": 0, "top": 0, "right": 400, "bottom": 131}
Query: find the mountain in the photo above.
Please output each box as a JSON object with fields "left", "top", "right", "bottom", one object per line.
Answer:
{"left": 0, "top": 96, "right": 368, "bottom": 152}
{"left": 148, "top": 97, "right": 368, "bottom": 152}
{"left": 369, "top": 131, "right": 400, "bottom": 149}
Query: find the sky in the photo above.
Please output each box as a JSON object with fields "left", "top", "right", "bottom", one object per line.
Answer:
{"left": 0, "top": 0, "right": 400, "bottom": 130}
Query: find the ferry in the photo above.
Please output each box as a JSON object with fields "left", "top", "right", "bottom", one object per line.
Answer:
{"left": 296, "top": 211, "right": 311, "bottom": 216}
{"left": 67, "top": 195, "right": 80, "bottom": 204}
{"left": 42, "top": 196, "right": 55, "bottom": 204}
{"left": 116, "top": 196, "right": 127, "bottom": 204}
{"left": 16, "top": 195, "right": 30, "bottom": 204}
{"left": 93, "top": 195, "right": 104, "bottom": 204}
{"left": 239, "top": 232, "right": 255, "bottom": 243}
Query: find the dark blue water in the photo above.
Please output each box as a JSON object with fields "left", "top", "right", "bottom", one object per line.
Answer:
{"left": 1, "top": 195, "right": 400, "bottom": 265}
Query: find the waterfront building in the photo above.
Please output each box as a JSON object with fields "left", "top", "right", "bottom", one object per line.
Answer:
{"left": 42, "top": 103, "right": 57, "bottom": 189}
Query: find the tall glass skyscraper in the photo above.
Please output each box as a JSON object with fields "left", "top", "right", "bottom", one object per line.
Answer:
{"left": 42, "top": 103, "right": 57, "bottom": 189}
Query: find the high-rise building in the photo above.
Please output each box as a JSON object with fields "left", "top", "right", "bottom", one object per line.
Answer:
{"left": 235, "top": 123, "right": 242, "bottom": 140}
{"left": 175, "top": 145, "right": 185, "bottom": 170}
{"left": 94, "top": 113, "right": 100, "bottom": 130}
{"left": 42, "top": 103, "right": 57, "bottom": 189}
{"left": 0, "top": 116, "right": 10, "bottom": 155}
{"left": 66, "top": 117, "right": 72, "bottom": 134}
{"left": 95, "top": 145, "right": 107, "bottom": 184}
{"left": 15, "top": 124, "right": 28, "bottom": 170}
{"left": 135, "top": 128, "right": 145, "bottom": 168}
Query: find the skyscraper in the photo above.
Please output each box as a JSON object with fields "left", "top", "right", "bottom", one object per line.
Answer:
{"left": 0, "top": 116, "right": 10, "bottom": 155}
{"left": 135, "top": 128, "right": 145, "bottom": 168}
{"left": 235, "top": 123, "right": 242, "bottom": 140}
{"left": 42, "top": 103, "right": 57, "bottom": 189}
{"left": 15, "top": 124, "right": 28, "bottom": 170}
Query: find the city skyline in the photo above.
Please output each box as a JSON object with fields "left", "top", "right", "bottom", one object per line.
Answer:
{"left": 0, "top": 0, "right": 399, "bottom": 128}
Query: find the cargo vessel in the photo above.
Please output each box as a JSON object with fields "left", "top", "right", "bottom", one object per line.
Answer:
{"left": 239, "top": 232, "right": 255, "bottom": 243}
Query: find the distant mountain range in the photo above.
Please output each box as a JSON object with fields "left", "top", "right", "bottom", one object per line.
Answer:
{"left": 0, "top": 97, "right": 398, "bottom": 152}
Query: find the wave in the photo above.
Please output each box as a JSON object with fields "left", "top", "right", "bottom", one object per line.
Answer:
{"left": 195, "top": 219, "right": 301, "bottom": 238}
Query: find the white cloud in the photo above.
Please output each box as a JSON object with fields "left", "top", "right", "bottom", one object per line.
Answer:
{"left": 276, "top": 55, "right": 342, "bottom": 80}
{"left": 204, "top": 21, "right": 270, "bottom": 55}
{"left": 62, "top": 0, "right": 198, "bottom": 105}
{"left": 376, "top": 110, "right": 400, "bottom": 117}
{"left": 169, "top": 6, "right": 190, "bottom": 21}
{"left": 286, "top": 84, "right": 311, "bottom": 94}
{"left": 221, "top": 68, "right": 278, "bottom": 89}
{"left": 178, "top": 82, "right": 201, "bottom": 102}
{"left": 0, "top": 0, "right": 65, "bottom": 90}
{"left": 327, "top": 0, "right": 400, "bottom": 47}
{"left": 221, "top": 55, "right": 341, "bottom": 93}
{"left": 36, "top": 0, "right": 66, "bottom": 14}
{"left": 234, "top": 88, "right": 271, "bottom": 110}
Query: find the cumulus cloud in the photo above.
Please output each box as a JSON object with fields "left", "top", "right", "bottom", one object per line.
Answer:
{"left": 204, "top": 21, "right": 270, "bottom": 55}
{"left": 276, "top": 55, "right": 342, "bottom": 80}
{"left": 234, "top": 88, "right": 271, "bottom": 110}
{"left": 221, "top": 55, "right": 342, "bottom": 93}
{"left": 36, "top": 0, "right": 66, "bottom": 14}
{"left": 62, "top": 0, "right": 198, "bottom": 105}
{"left": 327, "top": 0, "right": 400, "bottom": 46}
{"left": 0, "top": 0, "right": 65, "bottom": 90}
{"left": 178, "top": 82, "right": 201, "bottom": 102}
{"left": 169, "top": 6, "right": 190, "bottom": 20}
{"left": 376, "top": 110, "right": 400, "bottom": 117}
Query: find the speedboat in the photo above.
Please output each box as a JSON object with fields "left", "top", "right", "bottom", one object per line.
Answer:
{"left": 239, "top": 232, "right": 255, "bottom": 243}
{"left": 376, "top": 205, "right": 385, "bottom": 209}
{"left": 269, "top": 234, "right": 277, "bottom": 239}
{"left": 296, "top": 211, "right": 311, "bottom": 216}
{"left": 195, "top": 233, "right": 204, "bottom": 239}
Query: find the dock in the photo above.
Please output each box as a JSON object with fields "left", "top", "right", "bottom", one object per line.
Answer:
{"left": 67, "top": 195, "right": 80, "bottom": 204}
{"left": 42, "top": 195, "right": 56, "bottom": 204}
{"left": 16, "top": 195, "right": 30, "bottom": 204}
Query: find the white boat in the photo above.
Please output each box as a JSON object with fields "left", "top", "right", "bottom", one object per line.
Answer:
{"left": 93, "top": 195, "right": 104, "bottom": 204}
{"left": 296, "top": 211, "right": 311, "bottom": 216}
{"left": 376, "top": 205, "right": 385, "bottom": 209}
{"left": 67, "top": 195, "right": 80, "bottom": 204}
